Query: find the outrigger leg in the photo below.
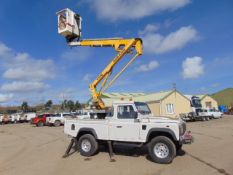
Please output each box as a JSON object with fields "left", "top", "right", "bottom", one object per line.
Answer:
{"left": 107, "top": 141, "right": 115, "bottom": 162}
{"left": 62, "top": 138, "right": 78, "bottom": 158}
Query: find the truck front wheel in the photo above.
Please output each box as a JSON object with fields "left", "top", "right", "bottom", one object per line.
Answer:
{"left": 78, "top": 134, "right": 98, "bottom": 157}
{"left": 148, "top": 136, "right": 176, "bottom": 164}
{"left": 37, "top": 121, "right": 44, "bottom": 127}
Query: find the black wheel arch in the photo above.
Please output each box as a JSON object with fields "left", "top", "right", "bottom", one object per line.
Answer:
{"left": 146, "top": 128, "right": 178, "bottom": 143}
{"left": 76, "top": 128, "right": 98, "bottom": 140}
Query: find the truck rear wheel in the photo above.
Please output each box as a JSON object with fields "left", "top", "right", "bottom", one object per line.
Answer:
{"left": 148, "top": 136, "right": 176, "bottom": 164}
{"left": 78, "top": 134, "right": 98, "bottom": 157}
{"left": 54, "top": 120, "right": 61, "bottom": 127}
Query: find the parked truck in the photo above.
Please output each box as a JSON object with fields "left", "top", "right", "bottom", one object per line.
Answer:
{"left": 31, "top": 113, "right": 55, "bottom": 127}
{"left": 64, "top": 101, "right": 193, "bottom": 163}
{"left": 57, "top": 8, "right": 193, "bottom": 164}
{"left": 46, "top": 113, "right": 73, "bottom": 127}
{"left": 181, "top": 96, "right": 211, "bottom": 121}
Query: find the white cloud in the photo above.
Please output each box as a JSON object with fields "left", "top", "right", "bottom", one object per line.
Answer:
{"left": 0, "top": 44, "right": 56, "bottom": 82}
{"left": 0, "top": 81, "right": 49, "bottom": 93}
{"left": 83, "top": 73, "right": 93, "bottom": 82}
{"left": 3, "top": 56, "right": 55, "bottom": 81}
{"left": 0, "top": 42, "right": 12, "bottom": 58}
{"left": 139, "top": 24, "right": 159, "bottom": 35}
{"left": 136, "top": 60, "right": 159, "bottom": 72}
{"left": 87, "top": 0, "right": 190, "bottom": 21}
{"left": 58, "top": 88, "right": 76, "bottom": 100}
{"left": 182, "top": 56, "right": 204, "bottom": 79}
{"left": 140, "top": 25, "right": 198, "bottom": 54}
{"left": 0, "top": 41, "right": 56, "bottom": 96}
{"left": 0, "top": 93, "right": 13, "bottom": 103}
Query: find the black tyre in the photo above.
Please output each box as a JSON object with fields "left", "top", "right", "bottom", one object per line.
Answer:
{"left": 78, "top": 134, "right": 98, "bottom": 157}
{"left": 205, "top": 116, "right": 210, "bottom": 121}
{"left": 148, "top": 136, "right": 176, "bottom": 164}
{"left": 37, "top": 121, "right": 44, "bottom": 127}
{"left": 54, "top": 120, "right": 61, "bottom": 127}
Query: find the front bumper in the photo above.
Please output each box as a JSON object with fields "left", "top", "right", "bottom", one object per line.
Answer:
{"left": 180, "top": 131, "right": 193, "bottom": 144}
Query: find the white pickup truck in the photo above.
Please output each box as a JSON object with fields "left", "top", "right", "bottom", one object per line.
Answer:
{"left": 64, "top": 101, "right": 193, "bottom": 164}
{"left": 46, "top": 113, "right": 73, "bottom": 127}
{"left": 207, "top": 108, "right": 223, "bottom": 119}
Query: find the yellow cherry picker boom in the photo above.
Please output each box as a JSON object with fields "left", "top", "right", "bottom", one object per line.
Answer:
{"left": 56, "top": 8, "right": 143, "bottom": 109}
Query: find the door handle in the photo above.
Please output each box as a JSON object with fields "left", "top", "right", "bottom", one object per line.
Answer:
{"left": 116, "top": 126, "right": 122, "bottom": 128}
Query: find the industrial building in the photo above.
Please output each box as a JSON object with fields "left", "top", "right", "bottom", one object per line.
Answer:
{"left": 197, "top": 94, "right": 218, "bottom": 109}
{"left": 102, "top": 90, "right": 191, "bottom": 118}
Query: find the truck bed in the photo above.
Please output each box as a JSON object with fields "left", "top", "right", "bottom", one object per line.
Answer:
{"left": 64, "top": 118, "right": 109, "bottom": 140}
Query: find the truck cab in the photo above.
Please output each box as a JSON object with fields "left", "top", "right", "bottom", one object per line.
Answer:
{"left": 64, "top": 101, "right": 192, "bottom": 164}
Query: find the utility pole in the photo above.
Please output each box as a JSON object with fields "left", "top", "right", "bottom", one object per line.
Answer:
{"left": 172, "top": 83, "right": 176, "bottom": 91}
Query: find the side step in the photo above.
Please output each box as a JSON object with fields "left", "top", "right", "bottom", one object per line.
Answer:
{"left": 113, "top": 141, "right": 144, "bottom": 148}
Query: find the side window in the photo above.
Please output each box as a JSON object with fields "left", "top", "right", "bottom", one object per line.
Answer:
{"left": 63, "top": 114, "right": 72, "bottom": 117}
{"left": 117, "top": 105, "right": 135, "bottom": 119}
{"left": 166, "top": 104, "right": 174, "bottom": 114}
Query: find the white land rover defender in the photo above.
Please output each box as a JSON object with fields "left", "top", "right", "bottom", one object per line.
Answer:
{"left": 63, "top": 101, "right": 193, "bottom": 164}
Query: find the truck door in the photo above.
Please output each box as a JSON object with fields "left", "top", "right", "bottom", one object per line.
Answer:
{"left": 109, "top": 105, "right": 140, "bottom": 142}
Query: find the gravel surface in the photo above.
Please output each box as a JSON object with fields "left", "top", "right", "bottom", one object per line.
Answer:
{"left": 0, "top": 115, "right": 233, "bottom": 175}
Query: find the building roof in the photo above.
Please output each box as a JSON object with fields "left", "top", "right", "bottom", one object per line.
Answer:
{"left": 133, "top": 90, "right": 174, "bottom": 102}
{"left": 196, "top": 94, "right": 207, "bottom": 100}
{"left": 102, "top": 90, "right": 176, "bottom": 107}
{"left": 185, "top": 94, "right": 208, "bottom": 100}
{"left": 102, "top": 92, "right": 145, "bottom": 98}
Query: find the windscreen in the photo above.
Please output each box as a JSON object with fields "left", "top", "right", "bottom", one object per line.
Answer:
{"left": 191, "top": 98, "right": 202, "bottom": 108}
{"left": 135, "top": 102, "right": 151, "bottom": 115}
{"left": 38, "top": 115, "right": 44, "bottom": 118}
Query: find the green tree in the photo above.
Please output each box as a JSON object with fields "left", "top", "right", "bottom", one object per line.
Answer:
{"left": 75, "top": 100, "right": 81, "bottom": 110}
{"left": 67, "top": 100, "right": 75, "bottom": 111}
{"left": 45, "top": 100, "right": 53, "bottom": 109}
{"left": 21, "top": 101, "right": 29, "bottom": 112}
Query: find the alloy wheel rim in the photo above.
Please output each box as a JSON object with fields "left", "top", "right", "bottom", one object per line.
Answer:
{"left": 81, "top": 139, "right": 91, "bottom": 152}
{"left": 153, "top": 142, "right": 169, "bottom": 158}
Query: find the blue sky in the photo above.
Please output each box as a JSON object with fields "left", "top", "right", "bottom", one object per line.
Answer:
{"left": 0, "top": 0, "right": 233, "bottom": 105}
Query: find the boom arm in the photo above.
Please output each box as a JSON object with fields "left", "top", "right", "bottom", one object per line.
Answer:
{"left": 69, "top": 38, "right": 143, "bottom": 109}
